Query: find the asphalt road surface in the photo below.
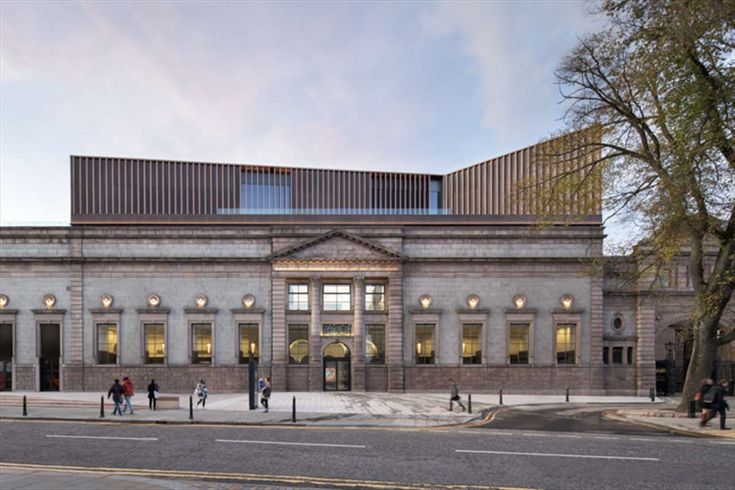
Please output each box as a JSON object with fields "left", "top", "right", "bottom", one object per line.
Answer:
{"left": 1, "top": 418, "right": 733, "bottom": 490}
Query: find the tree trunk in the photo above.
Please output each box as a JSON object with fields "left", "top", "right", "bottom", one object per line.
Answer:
{"left": 676, "top": 315, "right": 718, "bottom": 412}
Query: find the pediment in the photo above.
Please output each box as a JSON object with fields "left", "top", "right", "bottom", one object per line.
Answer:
{"left": 269, "top": 230, "right": 403, "bottom": 262}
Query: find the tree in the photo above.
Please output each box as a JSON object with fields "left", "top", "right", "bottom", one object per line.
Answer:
{"left": 549, "top": 0, "right": 734, "bottom": 409}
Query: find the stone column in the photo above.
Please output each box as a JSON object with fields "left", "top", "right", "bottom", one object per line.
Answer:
{"left": 588, "top": 271, "right": 604, "bottom": 394}
{"left": 308, "top": 276, "right": 322, "bottom": 391}
{"left": 636, "top": 300, "right": 656, "bottom": 396}
{"left": 352, "top": 275, "right": 366, "bottom": 391}
{"left": 65, "top": 237, "right": 84, "bottom": 390}
{"left": 270, "top": 277, "right": 287, "bottom": 391}
{"left": 387, "top": 271, "right": 405, "bottom": 392}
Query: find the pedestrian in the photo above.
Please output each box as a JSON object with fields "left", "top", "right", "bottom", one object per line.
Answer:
{"left": 147, "top": 379, "right": 159, "bottom": 410}
{"left": 448, "top": 378, "right": 466, "bottom": 412}
{"left": 107, "top": 378, "right": 124, "bottom": 416}
{"left": 698, "top": 378, "right": 715, "bottom": 424}
{"left": 701, "top": 380, "right": 730, "bottom": 430}
{"left": 258, "top": 377, "right": 265, "bottom": 407}
{"left": 121, "top": 376, "right": 135, "bottom": 415}
{"left": 261, "top": 377, "right": 271, "bottom": 413}
{"left": 195, "top": 379, "right": 208, "bottom": 408}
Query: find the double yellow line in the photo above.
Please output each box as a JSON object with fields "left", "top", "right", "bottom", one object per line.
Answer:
{"left": 0, "top": 462, "right": 534, "bottom": 490}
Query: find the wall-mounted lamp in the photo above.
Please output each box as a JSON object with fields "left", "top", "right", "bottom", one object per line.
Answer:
{"left": 466, "top": 294, "right": 480, "bottom": 310}
{"left": 512, "top": 294, "right": 526, "bottom": 309}
{"left": 419, "top": 294, "right": 432, "bottom": 309}
{"left": 195, "top": 294, "right": 208, "bottom": 308}
{"left": 0, "top": 294, "right": 8, "bottom": 309}
{"left": 147, "top": 294, "right": 161, "bottom": 308}
{"left": 100, "top": 294, "right": 113, "bottom": 308}
{"left": 560, "top": 293, "right": 574, "bottom": 310}
{"left": 242, "top": 294, "right": 256, "bottom": 309}
{"left": 43, "top": 294, "right": 56, "bottom": 309}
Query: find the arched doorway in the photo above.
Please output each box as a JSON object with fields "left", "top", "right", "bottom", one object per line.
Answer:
{"left": 323, "top": 342, "right": 351, "bottom": 391}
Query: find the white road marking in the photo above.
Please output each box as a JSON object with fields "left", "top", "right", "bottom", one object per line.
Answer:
{"left": 216, "top": 439, "right": 365, "bottom": 449}
{"left": 46, "top": 435, "right": 158, "bottom": 441}
{"left": 630, "top": 438, "right": 654, "bottom": 442}
{"left": 455, "top": 449, "right": 659, "bottom": 461}
{"left": 557, "top": 435, "right": 582, "bottom": 439}
{"left": 709, "top": 441, "right": 735, "bottom": 445}
{"left": 593, "top": 436, "right": 619, "bottom": 440}
{"left": 522, "top": 433, "right": 548, "bottom": 437}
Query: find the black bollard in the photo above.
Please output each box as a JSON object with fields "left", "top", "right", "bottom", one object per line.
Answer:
{"left": 99, "top": 396, "right": 105, "bottom": 418}
{"left": 565, "top": 388, "right": 570, "bottom": 402}
{"left": 688, "top": 399, "right": 696, "bottom": 418}
{"left": 189, "top": 395, "right": 194, "bottom": 420}
{"left": 499, "top": 389, "right": 503, "bottom": 406}
{"left": 468, "top": 394, "right": 472, "bottom": 414}
{"left": 22, "top": 395, "right": 27, "bottom": 416}
{"left": 292, "top": 396, "right": 296, "bottom": 423}
{"left": 649, "top": 388, "right": 655, "bottom": 402}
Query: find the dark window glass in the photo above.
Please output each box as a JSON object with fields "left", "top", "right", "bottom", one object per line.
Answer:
{"left": 96, "top": 323, "right": 118, "bottom": 364}
{"left": 192, "top": 323, "right": 212, "bottom": 365}
{"left": 415, "top": 324, "right": 435, "bottom": 364}
{"left": 144, "top": 323, "right": 165, "bottom": 364}
{"left": 612, "top": 346, "right": 623, "bottom": 364}
{"left": 288, "top": 324, "right": 309, "bottom": 364}
{"left": 429, "top": 177, "right": 442, "bottom": 213}
{"left": 612, "top": 317, "right": 623, "bottom": 330}
{"left": 603, "top": 346, "right": 609, "bottom": 364}
{"left": 462, "top": 324, "right": 482, "bottom": 364}
{"left": 556, "top": 324, "right": 576, "bottom": 365}
{"left": 365, "top": 284, "right": 385, "bottom": 311}
{"left": 240, "top": 170, "right": 291, "bottom": 211}
{"left": 40, "top": 323, "right": 60, "bottom": 358}
{"left": 0, "top": 323, "right": 13, "bottom": 391}
{"left": 366, "top": 325, "right": 385, "bottom": 364}
{"left": 509, "top": 323, "right": 529, "bottom": 365}
{"left": 627, "top": 347, "right": 634, "bottom": 365}
{"left": 288, "top": 283, "right": 309, "bottom": 311}
{"left": 239, "top": 324, "right": 259, "bottom": 364}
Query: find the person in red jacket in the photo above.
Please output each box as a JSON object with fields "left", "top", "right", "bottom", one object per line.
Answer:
{"left": 121, "top": 376, "right": 135, "bottom": 415}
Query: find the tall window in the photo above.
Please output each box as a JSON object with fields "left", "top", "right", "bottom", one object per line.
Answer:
{"left": 612, "top": 346, "right": 623, "bottom": 364}
{"left": 603, "top": 346, "right": 609, "bottom": 364}
{"left": 240, "top": 169, "right": 291, "bottom": 211}
{"left": 288, "top": 283, "right": 309, "bottom": 311}
{"left": 508, "top": 323, "right": 529, "bottom": 365}
{"left": 239, "top": 324, "right": 259, "bottom": 364}
{"left": 415, "top": 324, "right": 435, "bottom": 364}
{"left": 144, "top": 323, "right": 165, "bottom": 364}
{"left": 462, "top": 324, "right": 481, "bottom": 364}
{"left": 555, "top": 324, "right": 576, "bottom": 365}
{"left": 288, "top": 324, "right": 309, "bottom": 364}
{"left": 366, "top": 324, "right": 385, "bottom": 364}
{"left": 191, "top": 323, "right": 212, "bottom": 365}
{"left": 429, "top": 177, "right": 442, "bottom": 214}
{"left": 365, "top": 284, "right": 385, "bottom": 311}
{"left": 96, "top": 323, "right": 118, "bottom": 364}
{"left": 0, "top": 323, "right": 14, "bottom": 391}
{"left": 627, "top": 347, "right": 634, "bottom": 365}
{"left": 323, "top": 284, "right": 351, "bottom": 311}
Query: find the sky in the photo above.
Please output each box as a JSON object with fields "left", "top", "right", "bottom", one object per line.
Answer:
{"left": 1, "top": 1, "right": 615, "bottom": 235}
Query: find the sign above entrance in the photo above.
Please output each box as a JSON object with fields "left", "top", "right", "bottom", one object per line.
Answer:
{"left": 322, "top": 323, "right": 352, "bottom": 337}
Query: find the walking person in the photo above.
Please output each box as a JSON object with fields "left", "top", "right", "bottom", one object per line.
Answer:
{"left": 195, "top": 379, "right": 208, "bottom": 408}
{"left": 147, "top": 379, "right": 159, "bottom": 410}
{"left": 261, "top": 377, "right": 271, "bottom": 413}
{"left": 701, "top": 380, "right": 730, "bottom": 430}
{"left": 107, "top": 378, "right": 124, "bottom": 416}
{"left": 448, "top": 378, "right": 466, "bottom": 412}
{"left": 121, "top": 376, "right": 135, "bottom": 415}
{"left": 258, "top": 377, "right": 265, "bottom": 408}
{"left": 698, "top": 378, "right": 715, "bottom": 425}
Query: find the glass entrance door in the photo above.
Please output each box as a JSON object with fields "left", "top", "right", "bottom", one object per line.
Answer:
{"left": 39, "top": 323, "right": 60, "bottom": 391}
{"left": 323, "top": 342, "right": 351, "bottom": 391}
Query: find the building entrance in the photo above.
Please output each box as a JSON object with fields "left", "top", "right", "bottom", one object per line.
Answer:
{"left": 39, "top": 323, "right": 60, "bottom": 391}
{"left": 323, "top": 342, "right": 350, "bottom": 391}
{"left": 0, "top": 323, "right": 12, "bottom": 391}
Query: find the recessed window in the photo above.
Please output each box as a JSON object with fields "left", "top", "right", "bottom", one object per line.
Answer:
{"left": 366, "top": 324, "right": 385, "bottom": 364}
{"left": 627, "top": 347, "right": 634, "bottom": 365}
{"left": 612, "top": 346, "right": 623, "bottom": 364}
{"left": 0, "top": 323, "right": 13, "bottom": 391}
{"left": 612, "top": 316, "right": 624, "bottom": 330}
{"left": 288, "top": 284, "right": 309, "bottom": 311}
{"left": 603, "top": 346, "right": 609, "bottom": 364}
{"left": 365, "top": 284, "right": 385, "bottom": 311}
{"left": 555, "top": 324, "right": 576, "bottom": 365}
{"left": 323, "top": 284, "right": 351, "bottom": 311}
{"left": 96, "top": 323, "right": 118, "bottom": 364}
{"left": 509, "top": 323, "right": 529, "bottom": 365}
{"left": 415, "top": 324, "right": 435, "bottom": 365}
{"left": 238, "top": 324, "right": 259, "bottom": 364}
{"left": 191, "top": 323, "right": 212, "bottom": 365}
{"left": 144, "top": 323, "right": 165, "bottom": 364}
{"left": 288, "top": 324, "right": 309, "bottom": 364}
{"left": 462, "top": 324, "right": 482, "bottom": 365}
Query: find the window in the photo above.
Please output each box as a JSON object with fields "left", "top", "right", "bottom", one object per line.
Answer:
{"left": 288, "top": 324, "right": 309, "bottom": 364}
{"left": 240, "top": 169, "right": 291, "bottom": 211}
{"left": 323, "top": 284, "right": 351, "bottom": 311}
{"left": 365, "top": 284, "right": 385, "bottom": 311}
{"left": 288, "top": 283, "right": 309, "bottom": 311}
{"left": 239, "top": 324, "right": 259, "bottom": 364}
{"left": 415, "top": 324, "right": 435, "bottom": 364}
{"left": 555, "top": 324, "right": 576, "bottom": 365}
{"left": 462, "top": 324, "right": 481, "bottom": 364}
{"left": 191, "top": 323, "right": 212, "bottom": 364}
{"left": 611, "top": 346, "right": 623, "bottom": 364}
{"left": 96, "top": 323, "right": 118, "bottom": 364}
{"left": 429, "top": 177, "right": 442, "bottom": 214}
{"left": 603, "top": 346, "right": 609, "bottom": 364}
{"left": 508, "top": 323, "right": 529, "bottom": 365}
{"left": 144, "top": 323, "right": 165, "bottom": 364}
{"left": 0, "top": 323, "right": 14, "bottom": 391}
{"left": 627, "top": 347, "right": 634, "bottom": 365}
{"left": 654, "top": 268, "right": 672, "bottom": 289}
{"left": 366, "top": 324, "right": 385, "bottom": 364}
{"left": 612, "top": 316, "right": 624, "bottom": 330}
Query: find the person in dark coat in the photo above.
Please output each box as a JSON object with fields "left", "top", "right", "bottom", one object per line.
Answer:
{"left": 107, "top": 378, "right": 124, "bottom": 416}
{"left": 147, "top": 379, "right": 159, "bottom": 410}
{"left": 701, "top": 380, "right": 730, "bottom": 430}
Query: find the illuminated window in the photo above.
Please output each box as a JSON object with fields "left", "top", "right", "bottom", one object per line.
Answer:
{"left": 288, "top": 283, "right": 309, "bottom": 311}
{"left": 192, "top": 323, "right": 212, "bottom": 365}
{"left": 323, "top": 284, "right": 351, "bottom": 311}
{"left": 366, "top": 324, "right": 385, "bottom": 364}
{"left": 288, "top": 324, "right": 309, "bottom": 364}
{"left": 555, "top": 324, "right": 576, "bottom": 365}
{"left": 365, "top": 284, "right": 385, "bottom": 311}
{"left": 238, "top": 324, "right": 259, "bottom": 364}
{"left": 415, "top": 324, "right": 435, "bottom": 365}
{"left": 96, "top": 324, "right": 117, "bottom": 364}
{"left": 509, "top": 323, "right": 529, "bottom": 365}
{"left": 462, "top": 324, "right": 481, "bottom": 364}
{"left": 144, "top": 323, "right": 165, "bottom": 364}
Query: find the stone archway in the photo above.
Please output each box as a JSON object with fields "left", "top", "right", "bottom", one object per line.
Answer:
{"left": 323, "top": 342, "right": 351, "bottom": 391}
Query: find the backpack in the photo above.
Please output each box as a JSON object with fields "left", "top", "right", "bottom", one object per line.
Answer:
{"left": 703, "top": 385, "right": 719, "bottom": 404}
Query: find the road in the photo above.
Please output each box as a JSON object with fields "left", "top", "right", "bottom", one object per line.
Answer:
{"left": 1, "top": 416, "right": 733, "bottom": 489}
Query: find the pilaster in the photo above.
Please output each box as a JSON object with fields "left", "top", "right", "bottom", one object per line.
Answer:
{"left": 352, "top": 275, "right": 366, "bottom": 391}
{"left": 308, "top": 276, "right": 322, "bottom": 390}
{"left": 635, "top": 299, "right": 656, "bottom": 395}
